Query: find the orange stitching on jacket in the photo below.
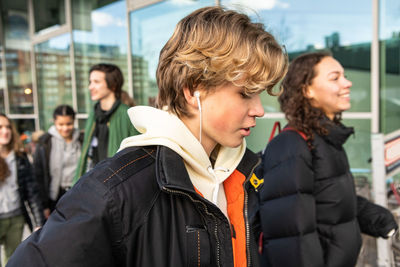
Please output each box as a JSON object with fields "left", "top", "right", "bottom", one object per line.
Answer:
{"left": 103, "top": 149, "right": 155, "bottom": 183}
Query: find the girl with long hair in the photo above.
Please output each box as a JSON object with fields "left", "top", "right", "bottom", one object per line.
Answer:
{"left": 0, "top": 114, "right": 44, "bottom": 265}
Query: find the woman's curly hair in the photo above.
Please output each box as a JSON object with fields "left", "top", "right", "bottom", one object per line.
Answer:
{"left": 279, "top": 52, "right": 341, "bottom": 142}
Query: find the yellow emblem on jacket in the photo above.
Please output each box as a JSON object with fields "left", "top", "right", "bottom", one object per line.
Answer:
{"left": 250, "top": 174, "right": 264, "bottom": 191}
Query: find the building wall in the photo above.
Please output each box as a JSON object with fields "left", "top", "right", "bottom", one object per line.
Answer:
{"left": 0, "top": 0, "right": 399, "bottom": 176}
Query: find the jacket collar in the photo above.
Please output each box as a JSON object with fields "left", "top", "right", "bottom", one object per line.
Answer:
{"left": 155, "top": 146, "right": 259, "bottom": 193}
{"left": 321, "top": 118, "right": 354, "bottom": 149}
{"left": 156, "top": 146, "right": 195, "bottom": 192}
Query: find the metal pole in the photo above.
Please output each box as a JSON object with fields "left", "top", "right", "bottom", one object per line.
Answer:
{"left": 371, "top": 0, "right": 380, "bottom": 134}
{"left": 126, "top": 2, "right": 133, "bottom": 98}
{"left": 371, "top": 133, "right": 394, "bottom": 266}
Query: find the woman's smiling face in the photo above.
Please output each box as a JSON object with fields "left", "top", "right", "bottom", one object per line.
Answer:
{"left": 305, "top": 56, "right": 353, "bottom": 120}
{"left": 0, "top": 116, "right": 12, "bottom": 147}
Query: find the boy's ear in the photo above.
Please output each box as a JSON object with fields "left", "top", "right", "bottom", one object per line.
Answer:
{"left": 183, "top": 87, "right": 197, "bottom": 107}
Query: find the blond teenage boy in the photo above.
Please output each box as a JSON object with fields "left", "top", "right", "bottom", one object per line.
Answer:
{"left": 7, "top": 6, "right": 287, "bottom": 267}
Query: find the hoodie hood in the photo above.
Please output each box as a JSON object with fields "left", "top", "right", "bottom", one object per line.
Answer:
{"left": 119, "top": 106, "right": 246, "bottom": 211}
{"left": 48, "top": 125, "right": 80, "bottom": 143}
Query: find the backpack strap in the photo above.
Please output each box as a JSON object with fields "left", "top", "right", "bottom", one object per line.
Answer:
{"left": 268, "top": 121, "right": 281, "bottom": 142}
{"left": 282, "top": 127, "right": 308, "bottom": 141}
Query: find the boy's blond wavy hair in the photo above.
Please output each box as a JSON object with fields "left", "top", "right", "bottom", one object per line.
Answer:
{"left": 156, "top": 6, "right": 288, "bottom": 118}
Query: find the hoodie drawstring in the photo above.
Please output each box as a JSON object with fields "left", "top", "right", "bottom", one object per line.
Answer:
{"left": 207, "top": 166, "right": 229, "bottom": 205}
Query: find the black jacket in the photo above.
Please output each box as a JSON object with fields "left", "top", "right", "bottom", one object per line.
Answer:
{"left": 8, "top": 145, "right": 261, "bottom": 267}
{"left": 33, "top": 132, "right": 83, "bottom": 208}
{"left": 257, "top": 122, "right": 398, "bottom": 267}
{"left": 16, "top": 153, "right": 45, "bottom": 231}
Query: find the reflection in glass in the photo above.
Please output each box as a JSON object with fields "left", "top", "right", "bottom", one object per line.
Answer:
{"left": 33, "top": 0, "right": 66, "bottom": 34}
{"left": 343, "top": 119, "right": 372, "bottom": 176}
{"left": 35, "top": 34, "right": 72, "bottom": 131}
{"left": 130, "top": 0, "right": 215, "bottom": 106}
{"left": 13, "top": 118, "right": 35, "bottom": 134}
{"left": 221, "top": 0, "right": 372, "bottom": 113}
{"left": 0, "top": 39, "right": 4, "bottom": 113}
{"left": 72, "top": 0, "right": 128, "bottom": 114}
{"left": 78, "top": 118, "right": 86, "bottom": 131}
{"left": 2, "top": 2, "right": 34, "bottom": 114}
{"left": 380, "top": 0, "right": 400, "bottom": 134}
{"left": 220, "top": 0, "right": 374, "bottom": 173}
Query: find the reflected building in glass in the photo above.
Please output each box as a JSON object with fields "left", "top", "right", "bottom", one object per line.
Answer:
{"left": 0, "top": 0, "right": 399, "bottom": 179}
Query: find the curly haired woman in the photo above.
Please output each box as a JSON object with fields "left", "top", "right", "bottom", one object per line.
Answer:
{"left": 257, "top": 52, "right": 398, "bottom": 267}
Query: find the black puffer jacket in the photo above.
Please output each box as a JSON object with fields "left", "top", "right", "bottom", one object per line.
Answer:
{"left": 16, "top": 153, "right": 45, "bottom": 230}
{"left": 8, "top": 145, "right": 261, "bottom": 267}
{"left": 257, "top": 122, "right": 398, "bottom": 267}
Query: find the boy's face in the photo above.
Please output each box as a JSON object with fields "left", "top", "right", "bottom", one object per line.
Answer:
{"left": 199, "top": 82, "right": 264, "bottom": 153}
{"left": 89, "top": 70, "right": 114, "bottom": 102}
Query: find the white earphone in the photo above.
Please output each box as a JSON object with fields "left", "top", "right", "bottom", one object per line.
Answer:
{"left": 194, "top": 91, "right": 202, "bottom": 144}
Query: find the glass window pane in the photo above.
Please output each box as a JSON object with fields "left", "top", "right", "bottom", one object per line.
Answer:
{"left": 72, "top": 0, "right": 128, "bottom": 114}
{"left": 342, "top": 119, "right": 372, "bottom": 177}
{"left": 12, "top": 118, "right": 35, "bottom": 133}
{"left": 0, "top": 38, "right": 4, "bottom": 114}
{"left": 221, "top": 0, "right": 372, "bottom": 113}
{"left": 130, "top": 0, "right": 215, "bottom": 106}
{"left": 78, "top": 118, "right": 86, "bottom": 130}
{"left": 35, "top": 34, "right": 72, "bottom": 131}
{"left": 380, "top": 0, "right": 400, "bottom": 134}
{"left": 2, "top": 2, "right": 34, "bottom": 114}
{"left": 247, "top": 118, "right": 372, "bottom": 180}
{"left": 33, "top": 0, "right": 66, "bottom": 34}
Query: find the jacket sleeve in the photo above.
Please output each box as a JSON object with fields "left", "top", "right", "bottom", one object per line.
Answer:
{"left": 7, "top": 176, "right": 118, "bottom": 267}
{"left": 357, "top": 195, "right": 398, "bottom": 238}
{"left": 18, "top": 155, "right": 46, "bottom": 228}
{"left": 258, "top": 132, "right": 324, "bottom": 267}
{"left": 33, "top": 142, "right": 50, "bottom": 209}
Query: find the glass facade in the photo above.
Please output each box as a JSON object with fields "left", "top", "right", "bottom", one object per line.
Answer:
{"left": 380, "top": 0, "right": 400, "bottom": 134}
{"left": 0, "top": 20, "right": 4, "bottom": 114}
{"left": 2, "top": 0, "right": 33, "bottom": 115}
{"left": 221, "top": 0, "right": 374, "bottom": 173}
{"left": 33, "top": 0, "right": 66, "bottom": 34}
{"left": 0, "top": 0, "right": 397, "bottom": 175}
{"left": 130, "top": 0, "right": 215, "bottom": 106}
{"left": 72, "top": 0, "right": 129, "bottom": 114}
{"left": 35, "top": 33, "right": 72, "bottom": 131}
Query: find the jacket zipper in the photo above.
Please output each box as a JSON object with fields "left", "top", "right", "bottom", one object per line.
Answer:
{"left": 162, "top": 186, "right": 221, "bottom": 267}
{"left": 244, "top": 189, "right": 250, "bottom": 267}
{"left": 244, "top": 162, "right": 261, "bottom": 267}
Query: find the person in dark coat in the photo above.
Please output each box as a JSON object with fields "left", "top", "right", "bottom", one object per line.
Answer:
{"left": 0, "top": 114, "right": 45, "bottom": 265}
{"left": 34, "top": 105, "right": 83, "bottom": 218}
{"left": 257, "top": 52, "right": 398, "bottom": 267}
{"left": 6, "top": 7, "right": 288, "bottom": 267}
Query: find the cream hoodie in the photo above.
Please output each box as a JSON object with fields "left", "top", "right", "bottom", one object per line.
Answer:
{"left": 119, "top": 106, "right": 246, "bottom": 218}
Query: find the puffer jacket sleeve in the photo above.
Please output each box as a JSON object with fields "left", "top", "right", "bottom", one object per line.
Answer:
{"left": 257, "top": 131, "right": 324, "bottom": 267}
{"left": 17, "top": 154, "right": 45, "bottom": 228}
{"left": 357, "top": 195, "right": 398, "bottom": 238}
{"left": 33, "top": 139, "right": 50, "bottom": 209}
{"left": 7, "top": 173, "right": 118, "bottom": 267}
